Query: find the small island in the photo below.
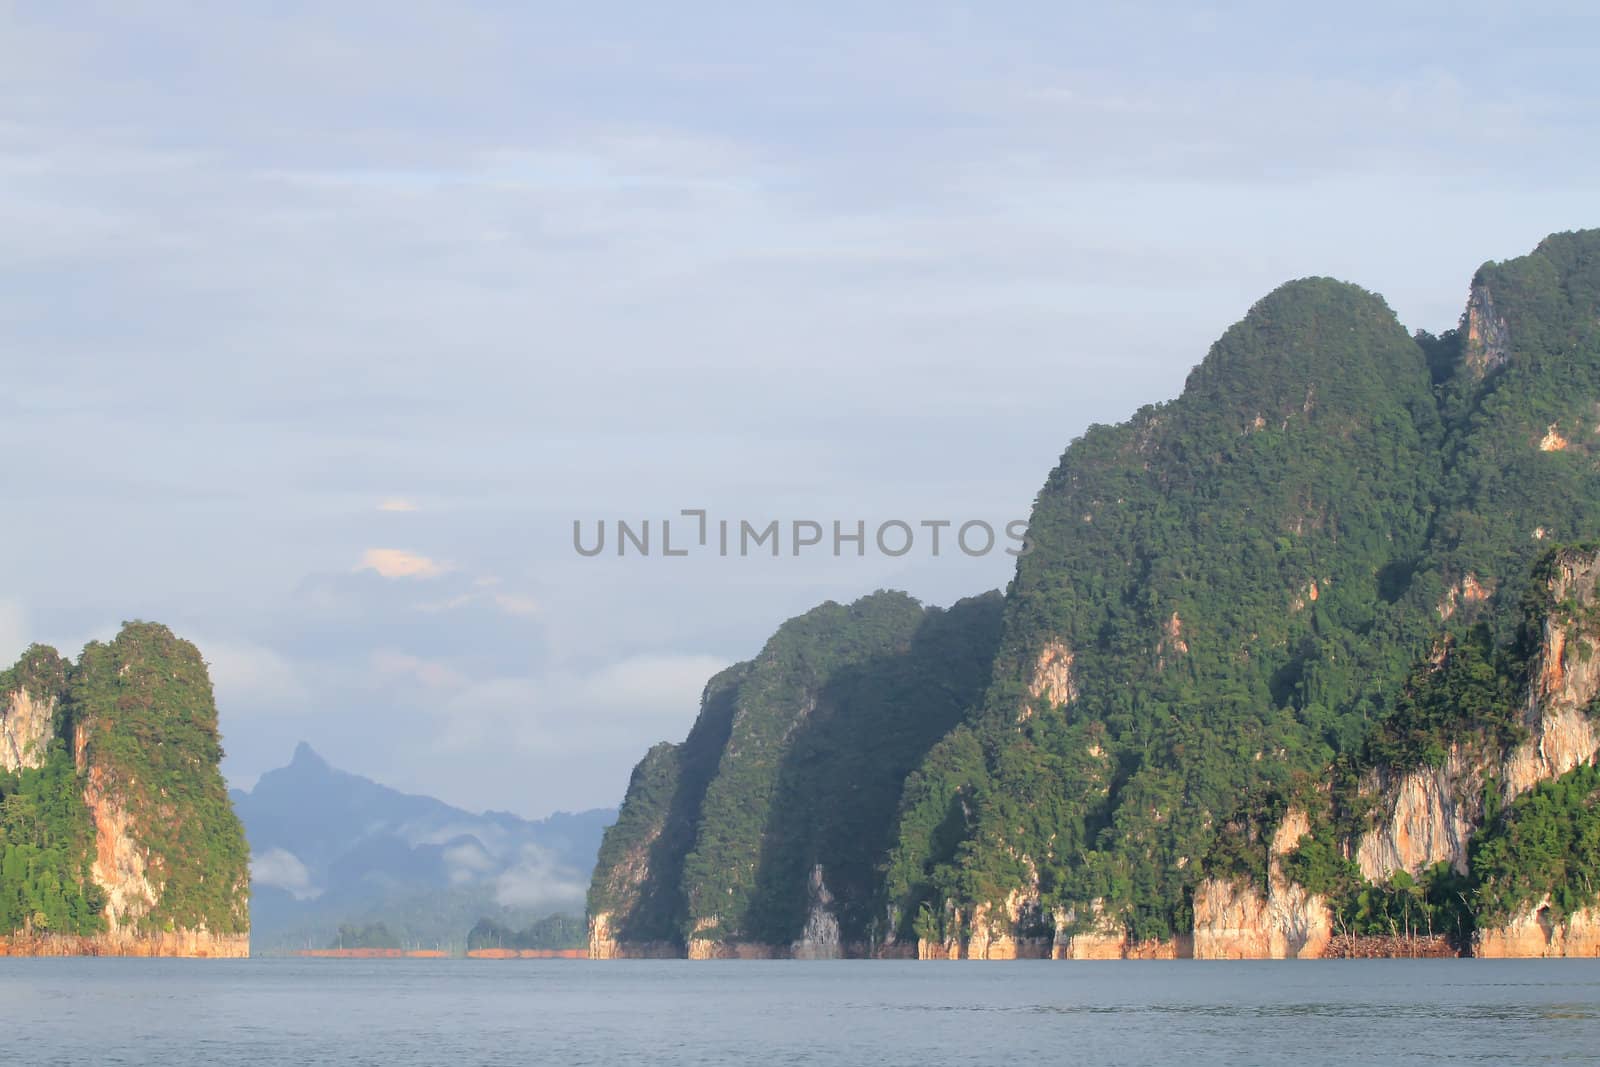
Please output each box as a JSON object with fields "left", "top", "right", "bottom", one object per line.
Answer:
{"left": 0, "top": 624, "right": 249, "bottom": 957}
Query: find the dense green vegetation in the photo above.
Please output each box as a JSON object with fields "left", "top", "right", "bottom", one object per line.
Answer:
{"left": 587, "top": 664, "right": 745, "bottom": 945}
{"left": 0, "top": 624, "right": 249, "bottom": 940}
{"left": 1280, "top": 759, "right": 1600, "bottom": 944}
{"left": 0, "top": 742, "right": 106, "bottom": 936}
{"left": 1470, "top": 763, "right": 1600, "bottom": 925}
{"left": 592, "top": 229, "right": 1600, "bottom": 953}
{"left": 0, "top": 645, "right": 101, "bottom": 936}
{"left": 885, "top": 277, "right": 1451, "bottom": 942}
{"left": 1362, "top": 623, "right": 1528, "bottom": 770}
{"left": 746, "top": 593, "right": 1003, "bottom": 945}
{"left": 69, "top": 623, "right": 249, "bottom": 935}
{"left": 1428, "top": 231, "right": 1600, "bottom": 644}
{"left": 467, "top": 914, "right": 586, "bottom": 951}
{"left": 588, "top": 592, "right": 1002, "bottom": 948}
{"left": 880, "top": 232, "right": 1600, "bottom": 946}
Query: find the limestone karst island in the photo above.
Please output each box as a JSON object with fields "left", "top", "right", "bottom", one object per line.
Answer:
{"left": 588, "top": 229, "right": 1600, "bottom": 962}
{"left": 7, "top": 231, "right": 1600, "bottom": 962}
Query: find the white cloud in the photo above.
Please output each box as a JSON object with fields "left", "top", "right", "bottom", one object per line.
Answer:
{"left": 441, "top": 840, "right": 496, "bottom": 886}
{"left": 200, "top": 638, "right": 311, "bottom": 716}
{"left": 358, "top": 548, "right": 448, "bottom": 579}
{"left": 378, "top": 497, "right": 420, "bottom": 512}
{"left": 493, "top": 844, "right": 587, "bottom": 912}
{"left": 251, "top": 848, "right": 321, "bottom": 900}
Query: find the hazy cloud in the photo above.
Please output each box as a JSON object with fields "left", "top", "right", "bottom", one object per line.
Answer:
{"left": 358, "top": 549, "right": 449, "bottom": 579}
{"left": 441, "top": 840, "right": 496, "bottom": 886}
{"left": 251, "top": 848, "right": 320, "bottom": 900}
{"left": 494, "top": 844, "right": 588, "bottom": 912}
{"left": 201, "top": 638, "right": 312, "bottom": 717}
{"left": 370, "top": 649, "right": 467, "bottom": 691}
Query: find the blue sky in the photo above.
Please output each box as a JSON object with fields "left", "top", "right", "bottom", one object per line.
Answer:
{"left": 3, "top": 2, "right": 1597, "bottom": 815}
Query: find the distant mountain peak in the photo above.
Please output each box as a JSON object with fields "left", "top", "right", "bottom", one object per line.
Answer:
{"left": 290, "top": 740, "right": 329, "bottom": 769}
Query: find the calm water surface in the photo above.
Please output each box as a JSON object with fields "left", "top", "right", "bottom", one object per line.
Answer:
{"left": 4, "top": 958, "right": 1599, "bottom": 1065}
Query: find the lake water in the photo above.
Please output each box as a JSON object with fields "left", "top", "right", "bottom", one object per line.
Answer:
{"left": 4, "top": 959, "right": 1600, "bottom": 1065}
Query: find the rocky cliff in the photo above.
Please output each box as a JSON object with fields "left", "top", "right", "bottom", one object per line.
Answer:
{"left": 590, "top": 228, "right": 1600, "bottom": 960}
{"left": 1357, "top": 548, "right": 1600, "bottom": 886}
{"left": 0, "top": 624, "right": 250, "bottom": 956}
{"left": 1193, "top": 809, "right": 1332, "bottom": 959}
{"left": 1475, "top": 904, "right": 1600, "bottom": 958}
{"left": 589, "top": 592, "right": 1002, "bottom": 958}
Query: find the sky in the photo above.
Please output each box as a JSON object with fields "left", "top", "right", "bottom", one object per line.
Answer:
{"left": 2, "top": 2, "right": 1597, "bottom": 817}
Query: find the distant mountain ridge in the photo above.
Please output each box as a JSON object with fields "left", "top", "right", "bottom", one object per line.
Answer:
{"left": 236, "top": 742, "right": 612, "bottom": 952}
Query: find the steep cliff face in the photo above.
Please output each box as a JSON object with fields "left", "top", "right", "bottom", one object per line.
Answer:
{"left": 588, "top": 592, "right": 1002, "bottom": 958}
{"left": 1194, "top": 810, "right": 1332, "bottom": 959}
{"left": 1475, "top": 904, "right": 1600, "bottom": 958}
{"left": 789, "top": 865, "right": 842, "bottom": 960}
{"left": 588, "top": 667, "right": 746, "bottom": 957}
{"left": 0, "top": 624, "right": 250, "bottom": 956}
{"left": 1, "top": 689, "right": 57, "bottom": 773}
{"left": 0, "top": 646, "right": 68, "bottom": 773}
{"left": 1358, "top": 547, "right": 1600, "bottom": 889}
{"left": 82, "top": 763, "right": 158, "bottom": 933}
{"left": 1355, "top": 751, "right": 1480, "bottom": 881}
{"left": 1462, "top": 280, "right": 1512, "bottom": 378}
{"left": 1503, "top": 549, "right": 1600, "bottom": 794}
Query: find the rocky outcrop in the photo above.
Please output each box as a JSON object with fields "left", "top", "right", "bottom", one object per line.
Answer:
{"left": 1436, "top": 573, "right": 1491, "bottom": 622}
{"left": 1355, "top": 749, "right": 1479, "bottom": 880}
{"left": 1504, "top": 550, "right": 1600, "bottom": 795}
{"left": 588, "top": 911, "right": 620, "bottom": 960}
{"left": 1359, "top": 548, "right": 1600, "bottom": 884}
{"left": 1027, "top": 639, "right": 1078, "bottom": 713}
{"left": 790, "top": 865, "right": 842, "bottom": 960}
{"left": 0, "top": 686, "right": 55, "bottom": 772}
{"left": 0, "top": 930, "right": 249, "bottom": 958}
{"left": 1050, "top": 901, "right": 1188, "bottom": 960}
{"left": 1463, "top": 280, "right": 1511, "bottom": 377}
{"left": 1475, "top": 903, "right": 1600, "bottom": 958}
{"left": 1193, "top": 809, "right": 1333, "bottom": 959}
{"left": 961, "top": 898, "right": 1047, "bottom": 960}
{"left": 586, "top": 912, "right": 679, "bottom": 960}
{"left": 84, "top": 764, "right": 159, "bottom": 933}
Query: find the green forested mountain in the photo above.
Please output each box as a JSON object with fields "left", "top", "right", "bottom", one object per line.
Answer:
{"left": 0, "top": 623, "right": 249, "bottom": 951}
{"left": 592, "top": 228, "right": 1600, "bottom": 958}
{"left": 888, "top": 276, "right": 1449, "bottom": 944}
{"left": 589, "top": 591, "right": 1003, "bottom": 953}
{"left": 892, "top": 229, "right": 1600, "bottom": 952}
